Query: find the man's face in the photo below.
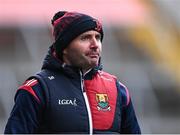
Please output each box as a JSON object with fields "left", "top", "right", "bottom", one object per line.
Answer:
{"left": 63, "top": 30, "right": 102, "bottom": 71}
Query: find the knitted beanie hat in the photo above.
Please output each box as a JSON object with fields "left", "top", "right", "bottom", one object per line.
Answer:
{"left": 51, "top": 11, "right": 104, "bottom": 58}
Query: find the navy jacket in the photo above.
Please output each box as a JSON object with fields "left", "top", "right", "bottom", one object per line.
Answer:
{"left": 4, "top": 47, "right": 141, "bottom": 134}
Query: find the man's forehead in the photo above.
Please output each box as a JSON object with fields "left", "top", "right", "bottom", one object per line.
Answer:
{"left": 81, "top": 30, "right": 101, "bottom": 36}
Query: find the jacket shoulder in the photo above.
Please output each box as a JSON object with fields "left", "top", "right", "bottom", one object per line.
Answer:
{"left": 116, "top": 81, "right": 131, "bottom": 107}
{"left": 17, "top": 79, "right": 40, "bottom": 102}
{"left": 98, "top": 71, "right": 117, "bottom": 80}
{"left": 17, "top": 73, "right": 48, "bottom": 106}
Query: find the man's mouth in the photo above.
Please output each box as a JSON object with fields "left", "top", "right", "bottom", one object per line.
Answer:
{"left": 86, "top": 52, "right": 99, "bottom": 58}
{"left": 89, "top": 54, "right": 99, "bottom": 58}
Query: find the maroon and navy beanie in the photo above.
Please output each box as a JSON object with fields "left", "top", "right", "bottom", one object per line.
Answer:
{"left": 51, "top": 11, "right": 104, "bottom": 58}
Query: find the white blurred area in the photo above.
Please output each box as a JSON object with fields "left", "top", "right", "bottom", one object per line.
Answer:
{"left": 0, "top": 0, "right": 180, "bottom": 133}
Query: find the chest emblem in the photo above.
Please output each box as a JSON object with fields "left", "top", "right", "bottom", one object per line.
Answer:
{"left": 96, "top": 93, "right": 111, "bottom": 111}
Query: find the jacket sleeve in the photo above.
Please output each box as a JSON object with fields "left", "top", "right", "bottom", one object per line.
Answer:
{"left": 116, "top": 81, "right": 141, "bottom": 134}
{"left": 4, "top": 79, "right": 45, "bottom": 134}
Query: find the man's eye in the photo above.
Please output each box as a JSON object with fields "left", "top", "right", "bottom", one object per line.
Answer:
{"left": 96, "top": 35, "right": 101, "bottom": 41}
{"left": 80, "top": 36, "right": 89, "bottom": 41}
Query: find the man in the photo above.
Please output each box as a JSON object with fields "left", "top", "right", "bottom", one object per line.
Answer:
{"left": 4, "top": 11, "right": 141, "bottom": 134}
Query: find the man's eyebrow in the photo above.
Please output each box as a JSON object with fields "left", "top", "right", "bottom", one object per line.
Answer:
{"left": 80, "top": 33, "right": 92, "bottom": 37}
{"left": 96, "top": 33, "right": 101, "bottom": 36}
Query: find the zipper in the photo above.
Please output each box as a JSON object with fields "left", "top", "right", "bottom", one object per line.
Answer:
{"left": 80, "top": 71, "right": 93, "bottom": 134}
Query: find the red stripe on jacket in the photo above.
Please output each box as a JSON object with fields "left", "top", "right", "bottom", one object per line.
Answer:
{"left": 18, "top": 79, "right": 40, "bottom": 103}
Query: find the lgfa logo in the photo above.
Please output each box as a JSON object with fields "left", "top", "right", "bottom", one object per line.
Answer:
{"left": 58, "top": 98, "right": 77, "bottom": 106}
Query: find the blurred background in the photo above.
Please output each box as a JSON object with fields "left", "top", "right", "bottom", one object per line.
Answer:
{"left": 0, "top": 0, "right": 180, "bottom": 133}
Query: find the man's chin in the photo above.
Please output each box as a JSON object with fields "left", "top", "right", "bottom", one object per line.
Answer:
{"left": 89, "top": 60, "right": 99, "bottom": 67}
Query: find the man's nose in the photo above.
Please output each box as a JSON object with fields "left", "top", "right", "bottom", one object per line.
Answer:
{"left": 90, "top": 37, "right": 99, "bottom": 49}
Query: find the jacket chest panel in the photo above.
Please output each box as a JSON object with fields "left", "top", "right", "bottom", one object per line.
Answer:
{"left": 84, "top": 74, "right": 117, "bottom": 130}
{"left": 43, "top": 75, "right": 89, "bottom": 133}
